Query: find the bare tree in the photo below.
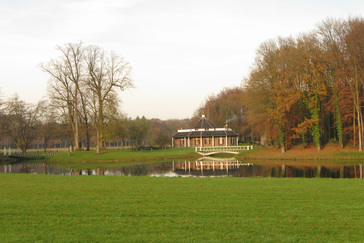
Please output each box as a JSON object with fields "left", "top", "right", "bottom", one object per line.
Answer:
{"left": 84, "top": 46, "right": 134, "bottom": 154}
{"left": 4, "top": 95, "right": 41, "bottom": 152}
{"left": 79, "top": 84, "right": 92, "bottom": 151}
{"left": 0, "top": 88, "right": 5, "bottom": 135}
{"left": 40, "top": 42, "right": 84, "bottom": 151}
{"left": 36, "top": 99, "right": 61, "bottom": 152}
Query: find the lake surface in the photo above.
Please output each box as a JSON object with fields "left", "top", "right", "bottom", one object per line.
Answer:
{"left": 1, "top": 158, "right": 363, "bottom": 178}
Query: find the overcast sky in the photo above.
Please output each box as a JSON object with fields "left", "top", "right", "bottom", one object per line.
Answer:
{"left": 0, "top": 0, "right": 362, "bottom": 120}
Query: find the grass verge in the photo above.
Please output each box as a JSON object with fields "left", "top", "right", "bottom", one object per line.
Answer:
{"left": 0, "top": 155, "right": 16, "bottom": 163}
{"left": 45, "top": 147, "right": 199, "bottom": 164}
{"left": 237, "top": 144, "right": 364, "bottom": 163}
{"left": 0, "top": 174, "right": 363, "bottom": 242}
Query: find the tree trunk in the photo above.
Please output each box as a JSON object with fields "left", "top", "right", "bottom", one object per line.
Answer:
{"left": 354, "top": 97, "right": 363, "bottom": 152}
{"left": 353, "top": 106, "right": 356, "bottom": 146}
{"left": 333, "top": 85, "right": 343, "bottom": 149}
{"left": 74, "top": 93, "right": 80, "bottom": 151}
{"left": 85, "top": 127, "right": 91, "bottom": 151}
{"left": 96, "top": 129, "right": 101, "bottom": 155}
{"left": 279, "top": 127, "right": 286, "bottom": 153}
{"left": 357, "top": 108, "right": 362, "bottom": 151}
{"left": 96, "top": 98, "right": 104, "bottom": 155}
{"left": 312, "top": 93, "right": 321, "bottom": 152}
{"left": 43, "top": 137, "right": 48, "bottom": 152}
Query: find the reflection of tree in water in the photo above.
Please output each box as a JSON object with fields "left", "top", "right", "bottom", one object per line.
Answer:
{"left": 127, "top": 165, "right": 149, "bottom": 176}
{"left": 111, "top": 165, "right": 149, "bottom": 176}
{"left": 236, "top": 164, "right": 363, "bottom": 178}
{"left": 148, "top": 162, "right": 172, "bottom": 175}
{"left": 18, "top": 163, "right": 30, "bottom": 174}
{"left": 105, "top": 163, "right": 173, "bottom": 176}
{"left": 3, "top": 162, "right": 71, "bottom": 175}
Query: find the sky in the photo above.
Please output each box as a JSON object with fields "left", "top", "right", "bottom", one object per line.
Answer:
{"left": 0, "top": 0, "right": 363, "bottom": 120}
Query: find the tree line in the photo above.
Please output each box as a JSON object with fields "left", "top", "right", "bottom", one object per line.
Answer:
{"left": 0, "top": 42, "right": 190, "bottom": 153}
{"left": 193, "top": 17, "right": 364, "bottom": 153}
{"left": 1, "top": 16, "right": 363, "bottom": 153}
{"left": 0, "top": 92, "right": 190, "bottom": 153}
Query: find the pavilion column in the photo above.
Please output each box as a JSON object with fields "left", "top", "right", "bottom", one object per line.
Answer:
{"left": 212, "top": 136, "right": 215, "bottom": 147}
{"left": 188, "top": 137, "right": 190, "bottom": 147}
{"left": 172, "top": 138, "right": 174, "bottom": 147}
{"left": 200, "top": 136, "right": 202, "bottom": 147}
{"left": 184, "top": 137, "right": 186, "bottom": 147}
{"left": 225, "top": 136, "right": 228, "bottom": 146}
{"left": 236, "top": 137, "right": 239, "bottom": 146}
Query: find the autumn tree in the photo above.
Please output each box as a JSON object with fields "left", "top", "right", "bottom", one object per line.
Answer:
{"left": 128, "top": 116, "right": 152, "bottom": 147}
{"left": 244, "top": 38, "right": 303, "bottom": 152}
{"left": 316, "top": 18, "right": 345, "bottom": 149}
{"left": 192, "top": 87, "right": 248, "bottom": 141}
{"left": 150, "top": 119, "right": 171, "bottom": 148}
{"left": 243, "top": 16, "right": 364, "bottom": 152}
{"left": 343, "top": 17, "right": 364, "bottom": 151}
{"left": 294, "top": 34, "right": 329, "bottom": 152}
{"left": 106, "top": 112, "right": 129, "bottom": 147}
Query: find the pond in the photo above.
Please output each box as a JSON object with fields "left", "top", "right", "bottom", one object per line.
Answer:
{"left": 1, "top": 158, "right": 363, "bottom": 178}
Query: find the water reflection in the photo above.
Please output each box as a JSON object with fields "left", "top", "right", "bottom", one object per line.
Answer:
{"left": 0, "top": 159, "right": 363, "bottom": 178}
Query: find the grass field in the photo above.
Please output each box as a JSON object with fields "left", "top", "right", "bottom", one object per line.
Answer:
{"left": 0, "top": 174, "right": 363, "bottom": 242}
{"left": 237, "top": 144, "right": 364, "bottom": 163}
{"left": 44, "top": 147, "right": 200, "bottom": 163}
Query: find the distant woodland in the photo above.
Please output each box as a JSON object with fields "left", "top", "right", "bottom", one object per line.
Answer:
{"left": 0, "top": 16, "right": 363, "bottom": 153}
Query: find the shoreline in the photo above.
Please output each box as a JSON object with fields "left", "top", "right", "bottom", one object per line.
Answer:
{"left": 237, "top": 144, "right": 364, "bottom": 162}
{"left": 2, "top": 144, "right": 364, "bottom": 164}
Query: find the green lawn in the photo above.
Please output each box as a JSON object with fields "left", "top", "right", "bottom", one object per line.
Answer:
{"left": 45, "top": 147, "right": 199, "bottom": 163}
{"left": 237, "top": 146, "right": 364, "bottom": 163}
{"left": 0, "top": 174, "right": 363, "bottom": 242}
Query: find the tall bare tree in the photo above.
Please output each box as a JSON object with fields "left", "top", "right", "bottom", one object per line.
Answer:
{"left": 40, "top": 42, "right": 84, "bottom": 151}
{"left": 84, "top": 46, "right": 134, "bottom": 154}
{"left": 0, "top": 88, "right": 4, "bottom": 135}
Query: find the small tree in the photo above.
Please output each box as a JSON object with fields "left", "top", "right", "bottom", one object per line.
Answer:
{"left": 4, "top": 95, "right": 41, "bottom": 152}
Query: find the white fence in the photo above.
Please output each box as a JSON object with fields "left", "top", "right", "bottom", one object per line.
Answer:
{"left": 195, "top": 145, "right": 253, "bottom": 152}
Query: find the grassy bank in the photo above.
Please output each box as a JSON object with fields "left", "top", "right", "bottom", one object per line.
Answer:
{"left": 0, "top": 155, "right": 16, "bottom": 163}
{"left": 0, "top": 174, "right": 363, "bottom": 242}
{"left": 45, "top": 147, "right": 199, "bottom": 164}
{"left": 237, "top": 144, "right": 364, "bottom": 163}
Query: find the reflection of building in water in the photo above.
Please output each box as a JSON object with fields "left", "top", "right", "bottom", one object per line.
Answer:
{"left": 172, "top": 158, "right": 252, "bottom": 177}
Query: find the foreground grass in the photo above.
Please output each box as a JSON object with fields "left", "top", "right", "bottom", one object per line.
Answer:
{"left": 45, "top": 147, "right": 199, "bottom": 163}
{"left": 0, "top": 174, "right": 363, "bottom": 242}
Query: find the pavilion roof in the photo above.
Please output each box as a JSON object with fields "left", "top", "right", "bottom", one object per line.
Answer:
{"left": 172, "top": 129, "right": 239, "bottom": 139}
{"left": 192, "top": 115, "right": 217, "bottom": 129}
{"left": 171, "top": 115, "right": 239, "bottom": 139}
